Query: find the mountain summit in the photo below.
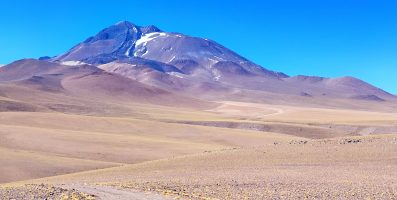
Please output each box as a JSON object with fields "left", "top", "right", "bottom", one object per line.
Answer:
{"left": 54, "top": 21, "right": 287, "bottom": 79}
{"left": 54, "top": 21, "right": 161, "bottom": 61}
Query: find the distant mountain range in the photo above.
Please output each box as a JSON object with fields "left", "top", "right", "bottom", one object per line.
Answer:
{"left": 0, "top": 21, "right": 394, "bottom": 110}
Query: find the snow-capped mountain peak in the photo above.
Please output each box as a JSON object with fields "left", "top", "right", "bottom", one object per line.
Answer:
{"left": 54, "top": 21, "right": 162, "bottom": 62}
{"left": 53, "top": 21, "right": 286, "bottom": 79}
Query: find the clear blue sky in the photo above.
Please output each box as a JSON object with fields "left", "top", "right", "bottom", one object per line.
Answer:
{"left": 1, "top": 0, "right": 396, "bottom": 93}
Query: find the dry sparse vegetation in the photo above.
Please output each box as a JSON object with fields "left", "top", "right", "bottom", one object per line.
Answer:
{"left": 1, "top": 100, "right": 397, "bottom": 199}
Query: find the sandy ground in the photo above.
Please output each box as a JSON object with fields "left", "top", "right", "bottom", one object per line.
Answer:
{"left": 59, "top": 184, "right": 172, "bottom": 200}
{"left": 1, "top": 101, "right": 397, "bottom": 199}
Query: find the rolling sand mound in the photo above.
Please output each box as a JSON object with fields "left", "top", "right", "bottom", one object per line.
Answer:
{"left": 61, "top": 70, "right": 210, "bottom": 108}
{"left": 0, "top": 100, "right": 396, "bottom": 199}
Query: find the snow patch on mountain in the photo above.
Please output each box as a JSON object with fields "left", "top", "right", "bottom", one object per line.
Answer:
{"left": 61, "top": 61, "right": 87, "bottom": 66}
{"left": 169, "top": 56, "right": 177, "bottom": 62}
{"left": 167, "top": 72, "right": 185, "bottom": 79}
{"left": 125, "top": 45, "right": 134, "bottom": 57}
{"left": 213, "top": 70, "right": 222, "bottom": 81}
{"left": 133, "top": 32, "right": 168, "bottom": 57}
{"left": 135, "top": 32, "right": 167, "bottom": 47}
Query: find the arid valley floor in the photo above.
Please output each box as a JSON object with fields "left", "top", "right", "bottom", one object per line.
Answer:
{"left": 0, "top": 98, "right": 396, "bottom": 199}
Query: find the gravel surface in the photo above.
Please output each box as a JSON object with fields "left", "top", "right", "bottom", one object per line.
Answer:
{"left": 0, "top": 184, "right": 96, "bottom": 200}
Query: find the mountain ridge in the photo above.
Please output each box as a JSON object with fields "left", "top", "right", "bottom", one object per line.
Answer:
{"left": 0, "top": 21, "right": 394, "bottom": 108}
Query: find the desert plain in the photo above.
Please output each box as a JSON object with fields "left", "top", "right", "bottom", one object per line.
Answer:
{"left": 0, "top": 93, "right": 396, "bottom": 199}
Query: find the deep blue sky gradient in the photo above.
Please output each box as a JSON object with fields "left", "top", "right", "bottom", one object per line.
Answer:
{"left": 1, "top": 0, "right": 396, "bottom": 93}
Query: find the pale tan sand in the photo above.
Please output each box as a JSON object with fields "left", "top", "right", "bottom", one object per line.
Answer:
{"left": 1, "top": 100, "right": 397, "bottom": 199}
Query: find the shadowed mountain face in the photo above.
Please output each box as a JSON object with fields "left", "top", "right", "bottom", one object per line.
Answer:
{"left": 0, "top": 21, "right": 394, "bottom": 109}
